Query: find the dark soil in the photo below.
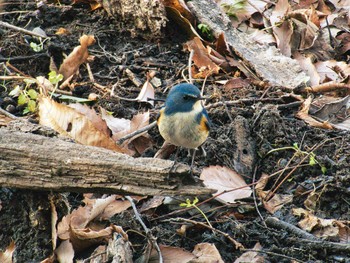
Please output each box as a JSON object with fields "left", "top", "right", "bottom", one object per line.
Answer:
{"left": 1, "top": 1, "right": 349, "bottom": 262}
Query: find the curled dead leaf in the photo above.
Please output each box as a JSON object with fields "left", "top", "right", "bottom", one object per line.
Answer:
{"left": 58, "top": 34, "right": 96, "bottom": 80}
{"left": 200, "top": 165, "right": 252, "bottom": 204}
{"left": 38, "top": 97, "right": 128, "bottom": 153}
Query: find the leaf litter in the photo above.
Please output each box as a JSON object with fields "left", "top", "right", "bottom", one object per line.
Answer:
{"left": 1, "top": 0, "right": 350, "bottom": 262}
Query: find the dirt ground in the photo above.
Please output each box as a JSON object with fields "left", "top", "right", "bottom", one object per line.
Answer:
{"left": 1, "top": 1, "right": 350, "bottom": 262}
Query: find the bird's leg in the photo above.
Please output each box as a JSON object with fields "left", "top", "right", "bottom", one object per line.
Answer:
{"left": 200, "top": 145, "right": 207, "bottom": 158}
{"left": 169, "top": 146, "right": 181, "bottom": 173}
{"left": 190, "top": 148, "right": 197, "bottom": 174}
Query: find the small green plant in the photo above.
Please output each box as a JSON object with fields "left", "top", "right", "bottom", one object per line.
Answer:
{"left": 48, "top": 71, "right": 64, "bottom": 98}
{"left": 9, "top": 79, "right": 38, "bottom": 114}
{"left": 180, "top": 197, "right": 213, "bottom": 228}
{"left": 30, "top": 37, "right": 49, "bottom": 52}
{"left": 221, "top": 0, "right": 247, "bottom": 20}
{"left": 197, "top": 23, "right": 213, "bottom": 40}
{"left": 266, "top": 143, "right": 327, "bottom": 174}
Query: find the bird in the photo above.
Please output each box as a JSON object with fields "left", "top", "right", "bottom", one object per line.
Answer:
{"left": 157, "top": 83, "right": 211, "bottom": 172}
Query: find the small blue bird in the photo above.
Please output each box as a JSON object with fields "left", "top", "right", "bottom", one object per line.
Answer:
{"left": 157, "top": 83, "right": 211, "bottom": 170}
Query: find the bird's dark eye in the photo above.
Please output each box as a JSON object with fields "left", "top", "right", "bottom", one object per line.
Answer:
{"left": 183, "top": 95, "right": 190, "bottom": 100}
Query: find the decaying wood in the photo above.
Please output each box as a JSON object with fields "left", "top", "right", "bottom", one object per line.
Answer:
{"left": 0, "top": 128, "right": 213, "bottom": 196}
{"left": 187, "top": 0, "right": 308, "bottom": 89}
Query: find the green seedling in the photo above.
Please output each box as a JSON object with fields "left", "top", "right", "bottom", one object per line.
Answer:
{"left": 48, "top": 71, "right": 64, "bottom": 98}
{"left": 180, "top": 197, "right": 213, "bottom": 228}
{"left": 30, "top": 37, "right": 49, "bottom": 52}
{"left": 266, "top": 143, "right": 327, "bottom": 174}
{"left": 221, "top": 0, "right": 247, "bottom": 20}
{"left": 10, "top": 78, "right": 38, "bottom": 114}
{"left": 197, "top": 23, "right": 213, "bottom": 41}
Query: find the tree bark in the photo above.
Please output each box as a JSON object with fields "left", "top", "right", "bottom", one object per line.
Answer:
{"left": 187, "top": 0, "right": 308, "bottom": 89}
{"left": 0, "top": 128, "right": 212, "bottom": 196}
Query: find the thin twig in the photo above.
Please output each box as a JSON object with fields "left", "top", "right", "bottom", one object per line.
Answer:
{"left": 188, "top": 49, "right": 194, "bottom": 84}
{"left": 0, "top": 107, "right": 17, "bottom": 119}
{"left": 0, "top": 21, "right": 48, "bottom": 38}
{"left": 125, "top": 196, "right": 163, "bottom": 263}
{"left": 252, "top": 165, "right": 266, "bottom": 226}
{"left": 118, "top": 121, "right": 157, "bottom": 145}
{"left": 242, "top": 249, "right": 303, "bottom": 262}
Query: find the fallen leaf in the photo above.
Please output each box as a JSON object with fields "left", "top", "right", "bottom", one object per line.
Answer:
{"left": 0, "top": 241, "right": 15, "bottom": 263}
{"left": 234, "top": 242, "right": 264, "bottom": 263}
{"left": 295, "top": 96, "right": 333, "bottom": 129}
{"left": 262, "top": 193, "right": 293, "bottom": 214}
{"left": 293, "top": 52, "right": 319, "bottom": 86}
{"left": 270, "top": 0, "right": 293, "bottom": 56}
{"left": 200, "top": 165, "right": 252, "bottom": 204}
{"left": 55, "top": 240, "right": 74, "bottom": 263}
{"left": 292, "top": 208, "right": 349, "bottom": 240}
{"left": 184, "top": 37, "right": 221, "bottom": 78}
{"left": 38, "top": 97, "right": 128, "bottom": 153}
{"left": 140, "top": 196, "right": 165, "bottom": 213}
{"left": 149, "top": 245, "right": 195, "bottom": 263}
{"left": 136, "top": 79, "right": 155, "bottom": 105}
{"left": 314, "top": 60, "right": 350, "bottom": 83}
{"left": 57, "top": 195, "right": 129, "bottom": 251}
{"left": 192, "top": 243, "right": 224, "bottom": 263}
{"left": 59, "top": 34, "right": 96, "bottom": 80}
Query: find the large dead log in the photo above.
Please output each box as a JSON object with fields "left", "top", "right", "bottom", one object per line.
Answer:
{"left": 0, "top": 128, "right": 212, "bottom": 196}
{"left": 187, "top": 0, "right": 308, "bottom": 89}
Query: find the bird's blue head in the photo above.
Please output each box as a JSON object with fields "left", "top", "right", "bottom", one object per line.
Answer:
{"left": 164, "top": 83, "right": 204, "bottom": 115}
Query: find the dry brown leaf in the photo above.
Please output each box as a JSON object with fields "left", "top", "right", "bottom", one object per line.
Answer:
{"left": 200, "top": 165, "right": 252, "bottom": 204}
{"left": 262, "top": 193, "right": 293, "bottom": 214}
{"left": 292, "top": 208, "right": 349, "bottom": 240}
{"left": 295, "top": 96, "right": 333, "bottom": 129}
{"left": 38, "top": 97, "right": 127, "bottom": 153}
{"left": 293, "top": 52, "right": 319, "bottom": 86}
{"left": 192, "top": 243, "right": 224, "bottom": 263}
{"left": 69, "top": 103, "right": 110, "bottom": 137}
{"left": 270, "top": 0, "right": 293, "bottom": 56}
{"left": 0, "top": 241, "right": 15, "bottom": 263}
{"left": 314, "top": 60, "right": 350, "bottom": 83}
{"left": 58, "top": 34, "right": 96, "bottom": 80}
{"left": 136, "top": 79, "right": 155, "bottom": 105}
{"left": 55, "top": 27, "right": 71, "bottom": 35}
{"left": 55, "top": 240, "right": 74, "bottom": 263}
{"left": 184, "top": 37, "right": 220, "bottom": 78}
{"left": 162, "top": 0, "right": 195, "bottom": 24}
{"left": 140, "top": 196, "right": 165, "bottom": 213}
{"left": 57, "top": 195, "right": 129, "bottom": 251}
{"left": 234, "top": 242, "right": 264, "bottom": 263}
{"left": 223, "top": 78, "right": 250, "bottom": 90}
{"left": 100, "top": 107, "right": 130, "bottom": 136}
{"left": 336, "top": 221, "right": 350, "bottom": 243}
{"left": 149, "top": 245, "right": 195, "bottom": 263}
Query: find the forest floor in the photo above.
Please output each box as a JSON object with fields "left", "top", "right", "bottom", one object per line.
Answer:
{"left": 0, "top": 0, "right": 349, "bottom": 262}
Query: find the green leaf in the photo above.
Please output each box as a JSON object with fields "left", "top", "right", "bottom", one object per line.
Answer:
{"left": 48, "top": 71, "right": 63, "bottom": 85}
{"left": 193, "top": 197, "right": 199, "bottom": 205}
{"left": 18, "top": 94, "right": 28, "bottom": 105}
{"left": 23, "top": 107, "right": 30, "bottom": 114}
{"left": 292, "top": 143, "right": 299, "bottom": 150}
{"left": 30, "top": 42, "right": 42, "bottom": 52}
{"left": 309, "top": 156, "right": 316, "bottom": 166}
{"left": 27, "top": 89, "right": 38, "bottom": 100}
{"left": 321, "top": 166, "right": 327, "bottom": 174}
{"left": 27, "top": 100, "right": 37, "bottom": 112}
